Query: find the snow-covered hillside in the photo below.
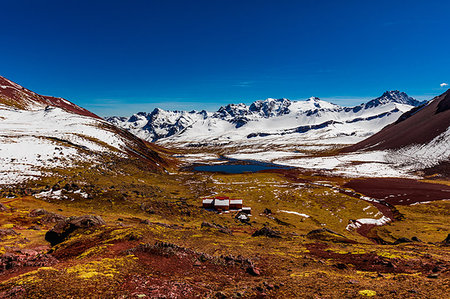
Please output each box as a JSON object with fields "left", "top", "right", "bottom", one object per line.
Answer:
{"left": 0, "top": 76, "right": 167, "bottom": 185}
{"left": 0, "top": 106, "right": 139, "bottom": 184}
{"left": 108, "top": 91, "right": 422, "bottom": 150}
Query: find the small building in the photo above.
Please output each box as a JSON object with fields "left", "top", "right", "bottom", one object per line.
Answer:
{"left": 201, "top": 196, "right": 247, "bottom": 212}
{"left": 241, "top": 207, "right": 252, "bottom": 215}
{"left": 214, "top": 199, "right": 230, "bottom": 211}
{"left": 202, "top": 198, "right": 214, "bottom": 209}
{"left": 229, "top": 199, "right": 243, "bottom": 210}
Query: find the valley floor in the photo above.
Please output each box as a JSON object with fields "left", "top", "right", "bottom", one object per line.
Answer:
{"left": 0, "top": 148, "right": 449, "bottom": 298}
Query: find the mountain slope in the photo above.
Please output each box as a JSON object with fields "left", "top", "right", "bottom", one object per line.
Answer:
{"left": 0, "top": 76, "right": 101, "bottom": 119}
{"left": 345, "top": 89, "right": 450, "bottom": 151}
{"left": 0, "top": 76, "right": 169, "bottom": 185}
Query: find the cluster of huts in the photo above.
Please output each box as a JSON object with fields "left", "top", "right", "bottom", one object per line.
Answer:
{"left": 202, "top": 196, "right": 251, "bottom": 214}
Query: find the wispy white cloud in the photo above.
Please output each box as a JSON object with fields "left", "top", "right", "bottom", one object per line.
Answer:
{"left": 440, "top": 82, "right": 448, "bottom": 87}
{"left": 232, "top": 81, "right": 253, "bottom": 87}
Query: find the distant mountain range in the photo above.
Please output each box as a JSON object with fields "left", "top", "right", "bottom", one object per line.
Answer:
{"left": 107, "top": 90, "right": 424, "bottom": 145}
{"left": 1, "top": 73, "right": 447, "bottom": 181}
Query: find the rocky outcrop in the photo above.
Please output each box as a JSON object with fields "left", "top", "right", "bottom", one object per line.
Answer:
{"left": 200, "top": 221, "right": 232, "bottom": 235}
{"left": 252, "top": 226, "right": 281, "bottom": 238}
{"left": 29, "top": 209, "right": 65, "bottom": 224}
{"left": 0, "top": 249, "right": 57, "bottom": 273}
{"left": 45, "top": 215, "right": 106, "bottom": 246}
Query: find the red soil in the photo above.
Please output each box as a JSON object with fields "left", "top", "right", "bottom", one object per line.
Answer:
{"left": 344, "top": 178, "right": 450, "bottom": 205}
{"left": 306, "top": 243, "right": 447, "bottom": 274}
{"left": 0, "top": 76, "right": 101, "bottom": 119}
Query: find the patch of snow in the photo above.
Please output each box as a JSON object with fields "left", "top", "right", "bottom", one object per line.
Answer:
{"left": 346, "top": 216, "right": 391, "bottom": 230}
{"left": 279, "top": 210, "right": 310, "bottom": 218}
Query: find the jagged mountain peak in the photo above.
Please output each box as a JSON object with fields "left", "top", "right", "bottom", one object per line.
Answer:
{"left": 108, "top": 90, "right": 422, "bottom": 143}
{"left": 365, "top": 90, "right": 422, "bottom": 108}
{"left": 249, "top": 98, "right": 291, "bottom": 117}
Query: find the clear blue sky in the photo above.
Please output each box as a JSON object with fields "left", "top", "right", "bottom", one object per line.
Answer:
{"left": 1, "top": 0, "right": 449, "bottom": 116}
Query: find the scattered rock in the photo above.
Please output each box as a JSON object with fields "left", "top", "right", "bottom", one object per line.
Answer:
{"left": 411, "top": 236, "right": 422, "bottom": 242}
{"left": 334, "top": 263, "right": 347, "bottom": 270}
{"left": 263, "top": 208, "right": 272, "bottom": 215}
{"left": 393, "top": 237, "right": 412, "bottom": 245}
{"left": 215, "top": 291, "right": 227, "bottom": 299}
{"left": 193, "top": 260, "right": 202, "bottom": 267}
{"left": 252, "top": 227, "right": 281, "bottom": 238}
{"left": 28, "top": 225, "right": 41, "bottom": 231}
{"left": 201, "top": 221, "right": 232, "bottom": 235}
{"left": 140, "top": 219, "right": 151, "bottom": 225}
{"left": 442, "top": 234, "right": 450, "bottom": 245}
{"left": 0, "top": 229, "right": 18, "bottom": 238}
{"left": 0, "top": 203, "right": 8, "bottom": 212}
{"left": 246, "top": 265, "right": 261, "bottom": 276}
{"left": 29, "top": 209, "right": 65, "bottom": 224}
{"left": 140, "top": 203, "right": 155, "bottom": 214}
{"left": 235, "top": 211, "right": 250, "bottom": 224}
{"left": 45, "top": 215, "right": 106, "bottom": 246}
{"left": 0, "top": 249, "right": 57, "bottom": 273}
{"left": 427, "top": 273, "right": 439, "bottom": 279}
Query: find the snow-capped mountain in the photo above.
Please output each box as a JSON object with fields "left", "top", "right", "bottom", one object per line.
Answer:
{"left": 346, "top": 89, "right": 450, "bottom": 172}
{"left": 107, "top": 91, "right": 424, "bottom": 148}
{"left": 0, "top": 76, "right": 167, "bottom": 185}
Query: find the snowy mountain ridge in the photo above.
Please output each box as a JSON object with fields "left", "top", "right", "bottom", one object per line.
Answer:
{"left": 107, "top": 91, "right": 423, "bottom": 145}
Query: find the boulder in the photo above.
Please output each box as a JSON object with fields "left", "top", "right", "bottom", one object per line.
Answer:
{"left": 393, "top": 237, "right": 412, "bottom": 245}
{"left": 263, "top": 208, "right": 272, "bottom": 215}
{"left": 246, "top": 265, "right": 261, "bottom": 276}
{"left": 201, "top": 221, "right": 232, "bottom": 235}
{"left": 443, "top": 234, "right": 450, "bottom": 245}
{"left": 45, "top": 215, "right": 106, "bottom": 246}
{"left": 252, "top": 226, "right": 281, "bottom": 238}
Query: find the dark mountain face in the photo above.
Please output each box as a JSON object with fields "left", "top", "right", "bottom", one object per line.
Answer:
{"left": 344, "top": 89, "right": 450, "bottom": 152}
{"left": 436, "top": 90, "right": 450, "bottom": 114}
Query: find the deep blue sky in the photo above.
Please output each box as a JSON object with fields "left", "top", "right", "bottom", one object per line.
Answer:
{"left": 1, "top": 0, "right": 449, "bottom": 116}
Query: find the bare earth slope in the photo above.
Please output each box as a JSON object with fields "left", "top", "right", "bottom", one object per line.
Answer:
{"left": 0, "top": 76, "right": 101, "bottom": 119}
